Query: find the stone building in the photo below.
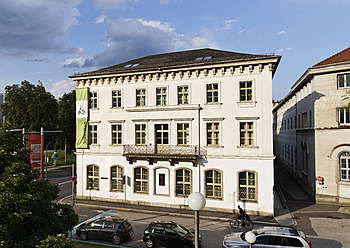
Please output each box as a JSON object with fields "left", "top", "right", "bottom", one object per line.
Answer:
{"left": 71, "top": 48, "right": 281, "bottom": 215}
{"left": 273, "top": 47, "right": 350, "bottom": 205}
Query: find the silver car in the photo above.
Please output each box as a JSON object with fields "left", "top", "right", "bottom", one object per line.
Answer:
{"left": 223, "top": 226, "right": 312, "bottom": 248}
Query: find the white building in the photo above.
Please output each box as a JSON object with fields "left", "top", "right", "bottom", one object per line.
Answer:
{"left": 71, "top": 48, "right": 281, "bottom": 216}
{"left": 273, "top": 47, "right": 350, "bottom": 205}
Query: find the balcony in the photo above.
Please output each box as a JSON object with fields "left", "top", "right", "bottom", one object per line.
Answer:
{"left": 123, "top": 144, "right": 207, "bottom": 166}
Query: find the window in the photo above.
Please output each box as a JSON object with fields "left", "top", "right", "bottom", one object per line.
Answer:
{"left": 207, "top": 122, "right": 220, "bottom": 146}
{"left": 240, "top": 122, "right": 254, "bottom": 146}
{"left": 177, "top": 123, "right": 189, "bottom": 145}
{"left": 206, "top": 83, "right": 219, "bottom": 103}
{"left": 87, "top": 165, "right": 99, "bottom": 190}
{"left": 156, "top": 87, "right": 167, "bottom": 106}
{"left": 301, "top": 112, "right": 308, "bottom": 128}
{"left": 90, "top": 91, "right": 98, "bottom": 109}
{"left": 339, "top": 108, "right": 350, "bottom": 125}
{"left": 178, "top": 85, "right": 189, "bottom": 105}
{"left": 238, "top": 171, "right": 257, "bottom": 202}
{"left": 110, "top": 166, "right": 123, "bottom": 192}
{"left": 135, "top": 124, "right": 146, "bottom": 145}
{"left": 337, "top": 73, "right": 350, "bottom": 88}
{"left": 239, "top": 81, "right": 253, "bottom": 102}
{"left": 112, "top": 90, "right": 122, "bottom": 108}
{"left": 134, "top": 167, "right": 148, "bottom": 193}
{"left": 136, "top": 88, "right": 146, "bottom": 107}
{"left": 175, "top": 169, "right": 191, "bottom": 196}
{"left": 89, "top": 125, "right": 98, "bottom": 145}
{"left": 340, "top": 152, "right": 350, "bottom": 181}
{"left": 111, "top": 124, "right": 122, "bottom": 145}
{"left": 205, "top": 170, "right": 222, "bottom": 199}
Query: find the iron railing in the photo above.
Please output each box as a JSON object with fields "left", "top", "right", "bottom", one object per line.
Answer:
{"left": 123, "top": 144, "right": 207, "bottom": 157}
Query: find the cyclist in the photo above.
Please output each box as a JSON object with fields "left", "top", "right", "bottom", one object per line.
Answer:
{"left": 236, "top": 205, "right": 246, "bottom": 226}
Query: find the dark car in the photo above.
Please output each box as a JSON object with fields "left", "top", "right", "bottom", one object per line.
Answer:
{"left": 143, "top": 221, "right": 202, "bottom": 248}
{"left": 76, "top": 217, "right": 133, "bottom": 245}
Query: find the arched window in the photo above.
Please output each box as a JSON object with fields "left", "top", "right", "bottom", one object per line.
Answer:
{"left": 134, "top": 167, "right": 148, "bottom": 194}
{"left": 87, "top": 165, "right": 99, "bottom": 190}
{"left": 175, "top": 169, "right": 191, "bottom": 196}
{"left": 205, "top": 169, "right": 222, "bottom": 199}
{"left": 238, "top": 171, "right": 257, "bottom": 202}
{"left": 340, "top": 152, "right": 350, "bottom": 181}
{"left": 110, "top": 165, "right": 124, "bottom": 192}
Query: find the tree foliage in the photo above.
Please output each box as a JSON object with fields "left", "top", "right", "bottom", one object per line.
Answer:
{"left": 57, "top": 90, "right": 76, "bottom": 153}
{"left": 36, "top": 234, "right": 74, "bottom": 248}
{"left": 0, "top": 129, "right": 79, "bottom": 248}
{"left": 1, "top": 81, "right": 58, "bottom": 131}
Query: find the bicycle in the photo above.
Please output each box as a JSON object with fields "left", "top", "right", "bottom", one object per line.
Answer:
{"left": 229, "top": 215, "right": 254, "bottom": 230}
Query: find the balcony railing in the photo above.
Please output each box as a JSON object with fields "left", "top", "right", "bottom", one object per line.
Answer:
{"left": 123, "top": 144, "right": 207, "bottom": 165}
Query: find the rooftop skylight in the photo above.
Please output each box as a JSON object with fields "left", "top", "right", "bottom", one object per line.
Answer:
{"left": 124, "top": 63, "right": 140, "bottom": 68}
{"left": 195, "top": 56, "right": 212, "bottom": 61}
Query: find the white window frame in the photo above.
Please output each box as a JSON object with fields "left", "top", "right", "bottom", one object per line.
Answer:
{"left": 156, "top": 87, "right": 167, "bottom": 106}
{"left": 89, "top": 124, "right": 98, "bottom": 145}
{"left": 135, "top": 123, "right": 147, "bottom": 145}
{"left": 337, "top": 73, "right": 350, "bottom": 88}
{"left": 239, "top": 121, "right": 254, "bottom": 146}
{"left": 136, "top": 88, "right": 146, "bottom": 107}
{"left": 177, "top": 123, "right": 190, "bottom": 146}
{"left": 206, "top": 122, "right": 220, "bottom": 146}
{"left": 87, "top": 164, "right": 99, "bottom": 190}
{"left": 338, "top": 108, "right": 350, "bottom": 125}
{"left": 90, "top": 91, "right": 98, "bottom": 109}
{"left": 340, "top": 151, "right": 350, "bottom": 181}
{"left": 206, "top": 82, "right": 220, "bottom": 104}
{"left": 238, "top": 170, "right": 257, "bottom": 202}
{"left": 177, "top": 85, "right": 189, "bottom": 105}
{"left": 205, "top": 169, "right": 222, "bottom": 199}
{"left": 239, "top": 80, "right": 253, "bottom": 102}
{"left": 111, "top": 124, "right": 122, "bottom": 145}
{"left": 134, "top": 166, "right": 148, "bottom": 194}
{"left": 175, "top": 168, "right": 192, "bottom": 197}
{"left": 112, "top": 89, "right": 122, "bottom": 108}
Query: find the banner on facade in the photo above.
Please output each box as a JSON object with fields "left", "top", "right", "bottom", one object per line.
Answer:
{"left": 27, "top": 134, "right": 44, "bottom": 178}
{"left": 76, "top": 88, "right": 88, "bottom": 148}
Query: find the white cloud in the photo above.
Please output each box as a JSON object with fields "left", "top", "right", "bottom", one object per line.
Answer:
{"left": 238, "top": 29, "right": 248, "bottom": 34}
{"left": 60, "top": 57, "right": 86, "bottom": 68}
{"left": 190, "top": 37, "right": 210, "bottom": 48}
{"left": 94, "top": 15, "right": 107, "bottom": 24}
{"left": 0, "top": 0, "right": 83, "bottom": 58}
{"left": 278, "top": 48, "right": 292, "bottom": 52}
{"left": 277, "top": 30, "right": 287, "bottom": 36}
{"left": 49, "top": 79, "right": 76, "bottom": 99}
{"left": 160, "top": 0, "right": 170, "bottom": 4}
{"left": 94, "top": 0, "right": 137, "bottom": 9}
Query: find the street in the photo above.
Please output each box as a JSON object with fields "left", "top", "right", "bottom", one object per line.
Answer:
{"left": 50, "top": 165, "right": 350, "bottom": 248}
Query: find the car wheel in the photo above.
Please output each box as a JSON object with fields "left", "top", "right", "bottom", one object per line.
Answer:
{"left": 79, "top": 232, "right": 88, "bottom": 241}
{"left": 145, "top": 238, "right": 154, "bottom": 248}
{"left": 112, "top": 234, "right": 121, "bottom": 245}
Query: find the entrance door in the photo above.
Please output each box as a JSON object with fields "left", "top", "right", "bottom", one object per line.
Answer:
{"left": 155, "top": 124, "right": 169, "bottom": 154}
{"left": 155, "top": 168, "right": 169, "bottom": 195}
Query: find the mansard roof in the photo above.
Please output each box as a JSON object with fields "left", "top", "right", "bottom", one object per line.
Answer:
{"left": 313, "top": 46, "right": 350, "bottom": 67}
{"left": 71, "top": 48, "right": 280, "bottom": 78}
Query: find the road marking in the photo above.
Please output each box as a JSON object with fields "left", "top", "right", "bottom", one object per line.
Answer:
{"left": 58, "top": 180, "right": 71, "bottom": 185}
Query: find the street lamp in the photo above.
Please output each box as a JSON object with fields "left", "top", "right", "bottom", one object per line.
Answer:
{"left": 45, "top": 142, "right": 59, "bottom": 179}
{"left": 188, "top": 192, "right": 206, "bottom": 248}
{"left": 245, "top": 231, "right": 256, "bottom": 248}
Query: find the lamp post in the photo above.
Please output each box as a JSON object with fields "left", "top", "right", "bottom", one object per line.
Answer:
{"left": 45, "top": 142, "right": 59, "bottom": 179}
{"left": 245, "top": 231, "right": 256, "bottom": 248}
{"left": 188, "top": 192, "right": 206, "bottom": 248}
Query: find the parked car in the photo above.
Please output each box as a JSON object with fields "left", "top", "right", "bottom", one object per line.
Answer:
{"left": 76, "top": 217, "right": 133, "bottom": 245}
{"left": 223, "top": 226, "right": 312, "bottom": 248}
{"left": 143, "top": 221, "right": 202, "bottom": 248}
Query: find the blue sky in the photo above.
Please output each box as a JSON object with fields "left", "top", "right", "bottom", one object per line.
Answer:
{"left": 0, "top": 0, "right": 349, "bottom": 100}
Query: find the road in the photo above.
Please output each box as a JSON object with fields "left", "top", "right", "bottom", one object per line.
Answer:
{"left": 47, "top": 166, "right": 73, "bottom": 201}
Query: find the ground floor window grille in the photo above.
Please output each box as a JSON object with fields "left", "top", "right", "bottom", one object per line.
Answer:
{"left": 205, "top": 169, "right": 222, "bottom": 199}
{"left": 134, "top": 167, "right": 148, "bottom": 193}
{"left": 87, "top": 165, "right": 99, "bottom": 190}
{"left": 175, "top": 169, "right": 191, "bottom": 196}
{"left": 238, "top": 171, "right": 257, "bottom": 202}
{"left": 110, "top": 166, "right": 123, "bottom": 191}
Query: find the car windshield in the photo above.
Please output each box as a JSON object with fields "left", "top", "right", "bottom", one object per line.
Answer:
{"left": 173, "top": 224, "right": 189, "bottom": 236}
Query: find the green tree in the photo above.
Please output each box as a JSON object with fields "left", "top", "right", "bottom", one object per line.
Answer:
{"left": 36, "top": 234, "right": 74, "bottom": 248}
{"left": 0, "top": 129, "right": 79, "bottom": 248}
{"left": 58, "top": 90, "right": 76, "bottom": 154}
{"left": 1, "top": 81, "right": 58, "bottom": 131}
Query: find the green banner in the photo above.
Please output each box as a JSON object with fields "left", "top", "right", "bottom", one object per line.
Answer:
{"left": 76, "top": 88, "right": 88, "bottom": 148}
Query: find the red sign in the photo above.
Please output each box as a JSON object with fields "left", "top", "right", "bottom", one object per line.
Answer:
{"left": 317, "top": 176, "right": 323, "bottom": 181}
{"left": 27, "top": 134, "right": 44, "bottom": 178}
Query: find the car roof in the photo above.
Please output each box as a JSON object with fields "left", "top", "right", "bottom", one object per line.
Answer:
{"left": 148, "top": 221, "right": 177, "bottom": 227}
{"left": 254, "top": 227, "right": 304, "bottom": 237}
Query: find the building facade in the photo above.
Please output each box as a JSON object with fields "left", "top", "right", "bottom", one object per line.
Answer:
{"left": 71, "top": 49, "right": 281, "bottom": 215}
{"left": 273, "top": 47, "right": 350, "bottom": 205}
